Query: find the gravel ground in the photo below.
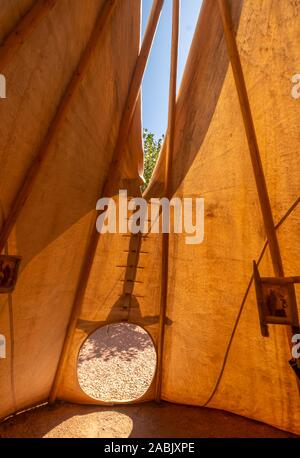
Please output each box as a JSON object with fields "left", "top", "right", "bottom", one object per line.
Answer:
{"left": 77, "top": 323, "right": 157, "bottom": 402}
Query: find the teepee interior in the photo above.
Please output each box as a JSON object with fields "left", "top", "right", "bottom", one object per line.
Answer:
{"left": 0, "top": 0, "right": 300, "bottom": 438}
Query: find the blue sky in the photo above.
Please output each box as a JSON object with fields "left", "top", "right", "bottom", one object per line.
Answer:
{"left": 141, "top": 0, "right": 203, "bottom": 138}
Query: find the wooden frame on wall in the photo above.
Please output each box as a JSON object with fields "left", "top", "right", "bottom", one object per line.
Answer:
{"left": 0, "top": 255, "right": 22, "bottom": 294}
{"left": 253, "top": 261, "right": 300, "bottom": 338}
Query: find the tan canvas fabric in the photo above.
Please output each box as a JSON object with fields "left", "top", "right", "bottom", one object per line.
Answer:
{"left": 0, "top": 0, "right": 143, "bottom": 419}
{"left": 146, "top": 0, "right": 300, "bottom": 434}
{"left": 58, "top": 211, "right": 162, "bottom": 404}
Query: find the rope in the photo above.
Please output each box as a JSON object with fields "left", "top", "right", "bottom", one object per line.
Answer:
{"left": 202, "top": 196, "right": 300, "bottom": 407}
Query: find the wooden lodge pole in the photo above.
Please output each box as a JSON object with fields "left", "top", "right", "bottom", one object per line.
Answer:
{"left": 155, "top": 0, "right": 180, "bottom": 402}
{"left": 0, "top": 0, "right": 117, "bottom": 254}
{"left": 49, "top": 0, "right": 164, "bottom": 404}
{"left": 0, "top": 0, "right": 58, "bottom": 71}
{"left": 218, "top": 0, "right": 300, "bottom": 394}
{"left": 217, "top": 0, "right": 284, "bottom": 279}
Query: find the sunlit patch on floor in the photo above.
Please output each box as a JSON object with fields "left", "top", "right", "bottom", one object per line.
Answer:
{"left": 45, "top": 410, "right": 133, "bottom": 438}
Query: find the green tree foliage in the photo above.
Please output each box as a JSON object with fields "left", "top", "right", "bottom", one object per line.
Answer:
{"left": 142, "top": 128, "right": 163, "bottom": 192}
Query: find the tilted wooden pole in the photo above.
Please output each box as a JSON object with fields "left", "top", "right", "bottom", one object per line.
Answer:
{"left": 218, "top": 0, "right": 300, "bottom": 394}
{"left": 155, "top": 0, "right": 180, "bottom": 402}
{"left": 0, "top": 0, "right": 117, "bottom": 254}
{"left": 49, "top": 0, "right": 164, "bottom": 404}
{"left": 0, "top": 0, "right": 58, "bottom": 71}
{"left": 217, "top": 0, "right": 284, "bottom": 279}
{"left": 102, "top": 0, "right": 165, "bottom": 196}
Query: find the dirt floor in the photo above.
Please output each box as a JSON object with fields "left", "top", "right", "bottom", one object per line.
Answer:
{"left": 1, "top": 325, "right": 298, "bottom": 438}
{"left": 0, "top": 401, "right": 298, "bottom": 438}
{"left": 77, "top": 323, "right": 156, "bottom": 402}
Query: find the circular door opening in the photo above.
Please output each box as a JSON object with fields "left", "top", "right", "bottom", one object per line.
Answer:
{"left": 77, "top": 323, "right": 157, "bottom": 402}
